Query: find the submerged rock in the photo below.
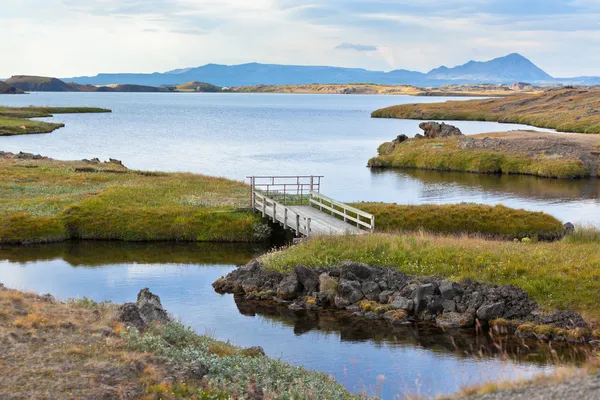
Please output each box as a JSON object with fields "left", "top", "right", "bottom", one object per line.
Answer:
{"left": 436, "top": 312, "right": 475, "bottom": 329}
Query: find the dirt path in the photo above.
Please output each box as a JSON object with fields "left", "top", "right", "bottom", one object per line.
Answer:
{"left": 464, "top": 130, "right": 600, "bottom": 176}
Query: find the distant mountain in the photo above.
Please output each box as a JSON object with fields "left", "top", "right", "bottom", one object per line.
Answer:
{"left": 425, "top": 53, "right": 554, "bottom": 83}
{"left": 0, "top": 81, "right": 24, "bottom": 94}
{"left": 7, "top": 75, "right": 76, "bottom": 92}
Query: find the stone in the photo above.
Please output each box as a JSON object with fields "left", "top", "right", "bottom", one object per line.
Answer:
{"left": 379, "top": 290, "right": 395, "bottom": 304}
{"left": 241, "top": 346, "right": 266, "bottom": 358}
{"left": 241, "top": 278, "right": 260, "bottom": 293}
{"left": 476, "top": 302, "right": 505, "bottom": 321}
{"left": 338, "top": 279, "right": 364, "bottom": 304}
{"left": 361, "top": 281, "right": 381, "bottom": 301}
{"left": 364, "top": 312, "right": 380, "bottom": 320}
{"left": 426, "top": 297, "right": 445, "bottom": 315}
{"left": 390, "top": 296, "right": 414, "bottom": 312}
{"left": 439, "top": 281, "right": 459, "bottom": 300}
{"left": 436, "top": 312, "right": 475, "bottom": 329}
{"left": 136, "top": 288, "right": 171, "bottom": 325}
{"left": 392, "top": 134, "right": 409, "bottom": 144}
{"left": 116, "top": 303, "right": 145, "bottom": 330}
{"left": 277, "top": 274, "right": 300, "bottom": 300}
{"left": 442, "top": 300, "right": 456, "bottom": 313}
{"left": 184, "top": 363, "right": 209, "bottom": 380}
{"left": 564, "top": 222, "right": 575, "bottom": 234}
{"left": 411, "top": 284, "right": 436, "bottom": 314}
{"left": 339, "top": 261, "right": 374, "bottom": 280}
{"left": 419, "top": 122, "right": 463, "bottom": 139}
{"left": 295, "top": 265, "right": 319, "bottom": 295}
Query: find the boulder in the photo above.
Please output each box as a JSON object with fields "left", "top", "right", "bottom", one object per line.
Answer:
{"left": 277, "top": 274, "right": 300, "bottom": 300}
{"left": 116, "top": 303, "right": 145, "bottom": 330}
{"left": 339, "top": 261, "right": 374, "bottom": 280}
{"left": 361, "top": 281, "right": 381, "bottom": 301}
{"left": 390, "top": 296, "right": 414, "bottom": 312}
{"left": 411, "top": 283, "right": 436, "bottom": 314}
{"left": 419, "top": 122, "right": 463, "bottom": 139}
{"left": 476, "top": 302, "right": 505, "bottom": 321}
{"left": 295, "top": 265, "right": 319, "bottom": 295}
{"left": 563, "top": 222, "right": 575, "bottom": 234}
{"left": 338, "top": 279, "right": 364, "bottom": 304}
{"left": 436, "top": 312, "right": 475, "bottom": 329}
{"left": 439, "top": 280, "right": 460, "bottom": 300}
{"left": 136, "top": 288, "right": 171, "bottom": 325}
{"left": 442, "top": 300, "right": 456, "bottom": 313}
{"left": 426, "top": 297, "right": 445, "bottom": 315}
{"left": 379, "top": 290, "right": 395, "bottom": 304}
{"left": 392, "top": 134, "right": 409, "bottom": 145}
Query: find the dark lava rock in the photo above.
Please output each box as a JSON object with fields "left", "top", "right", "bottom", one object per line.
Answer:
{"left": 116, "top": 303, "right": 146, "bottom": 330}
{"left": 117, "top": 288, "right": 171, "bottom": 330}
{"left": 392, "top": 134, "right": 409, "bottom": 144}
{"left": 339, "top": 261, "right": 374, "bottom": 280}
{"left": 476, "top": 302, "right": 505, "bottom": 321}
{"left": 439, "top": 280, "right": 460, "bottom": 300}
{"left": 361, "top": 281, "right": 381, "bottom": 301}
{"left": 241, "top": 346, "right": 266, "bottom": 357}
{"left": 436, "top": 312, "right": 475, "bottom": 329}
{"left": 564, "top": 222, "right": 575, "bottom": 234}
{"left": 338, "top": 279, "right": 364, "bottom": 303}
{"left": 419, "top": 122, "right": 463, "bottom": 139}
{"left": 295, "top": 265, "right": 319, "bottom": 295}
{"left": 277, "top": 274, "right": 300, "bottom": 300}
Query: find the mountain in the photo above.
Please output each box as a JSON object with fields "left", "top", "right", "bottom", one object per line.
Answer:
{"left": 426, "top": 53, "right": 554, "bottom": 83}
{"left": 0, "top": 81, "right": 24, "bottom": 94}
{"left": 7, "top": 75, "right": 77, "bottom": 92}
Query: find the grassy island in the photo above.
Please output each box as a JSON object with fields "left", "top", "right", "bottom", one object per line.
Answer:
{"left": 261, "top": 232, "right": 600, "bottom": 321}
{"left": 371, "top": 88, "right": 600, "bottom": 134}
{"left": 0, "top": 154, "right": 264, "bottom": 244}
{"left": 0, "top": 285, "right": 360, "bottom": 399}
{"left": 0, "top": 106, "right": 111, "bottom": 136}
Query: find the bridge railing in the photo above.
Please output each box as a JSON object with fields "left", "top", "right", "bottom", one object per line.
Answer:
{"left": 309, "top": 191, "right": 375, "bottom": 233}
{"left": 253, "top": 190, "right": 313, "bottom": 236}
{"left": 247, "top": 175, "right": 324, "bottom": 206}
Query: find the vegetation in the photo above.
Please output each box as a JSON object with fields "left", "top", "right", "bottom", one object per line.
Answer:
{"left": 0, "top": 285, "right": 361, "bottom": 399}
{"left": 368, "top": 136, "right": 590, "bottom": 179}
{"left": 6, "top": 75, "right": 76, "bottom": 92}
{"left": 0, "top": 155, "right": 264, "bottom": 244}
{"left": 371, "top": 88, "right": 600, "bottom": 133}
{"left": 260, "top": 233, "right": 600, "bottom": 320}
{"left": 0, "top": 106, "right": 111, "bottom": 135}
{"left": 0, "top": 81, "right": 23, "bottom": 94}
{"left": 348, "top": 202, "right": 564, "bottom": 240}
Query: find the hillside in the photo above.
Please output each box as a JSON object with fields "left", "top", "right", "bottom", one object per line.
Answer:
{"left": 0, "top": 81, "right": 23, "bottom": 94}
{"left": 63, "top": 53, "right": 600, "bottom": 87}
{"left": 6, "top": 75, "right": 76, "bottom": 92}
{"left": 173, "top": 81, "right": 222, "bottom": 92}
{"left": 371, "top": 88, "right": 600, "bottom": 133}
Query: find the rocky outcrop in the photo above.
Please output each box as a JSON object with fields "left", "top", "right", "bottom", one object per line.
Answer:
{"left": 419, "top": 122, "right": 463, "bottom": 138}
{"left": 213, "top": 261, "right": 588, "bottom": 336}
{"left": 117, "top": 288, "right": 171, "bottom": 330}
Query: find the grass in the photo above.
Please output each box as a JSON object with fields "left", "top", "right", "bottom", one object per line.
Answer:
{"left": 260, "top": 232, "right": 600, "bottom": 320}
{"left": 0, "top": 156, "right": 265, "bottom": 244}
{"left": 0, "top": 285, "right": 363, "bottom": 399}
{"left": 368, "top": 136, "right": 590, "bottom": 179}
{"left": 0, "top": 106, "right": 111, "bottom": 136}
{"left": 371, "top": 88, "right": 600, "bottom": 134}
{"left": 563, "top": 224, "right": 600, "bottom": 244}
{"left": 347, "top": 202, "right": 564, "bottom": 240}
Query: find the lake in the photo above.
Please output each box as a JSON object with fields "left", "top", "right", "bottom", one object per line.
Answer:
{"left": 1, "top": 92, "right": 598, "bottom": 225}
{"left": 0, "top": 242, "right": 584, "bottom": 400}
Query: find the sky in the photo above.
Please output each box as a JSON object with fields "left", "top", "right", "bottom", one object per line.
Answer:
{"left": 2, "top": 0, "right": 600, "bottom": 78}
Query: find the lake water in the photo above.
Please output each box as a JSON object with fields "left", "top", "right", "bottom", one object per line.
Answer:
{"left": 1, "top": 92, "right": 599, "bottom": 225}
{"left": 0, "top": 242, "right": 583, "bottom": 400}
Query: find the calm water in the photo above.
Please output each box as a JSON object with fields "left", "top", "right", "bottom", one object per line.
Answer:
{"left": 2, "top": 92, "right": 598, "bottom": 224}
{"left": 0, "top": 242, "right": 582, "bottom": 399}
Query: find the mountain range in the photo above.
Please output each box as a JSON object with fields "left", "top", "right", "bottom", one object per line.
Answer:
{"left": 62, "top": 54, "right": 600, "bottom": 87}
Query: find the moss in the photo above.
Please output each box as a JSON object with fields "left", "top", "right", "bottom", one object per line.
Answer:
{"left": 516, "top": 323, "right": 536, "bottom": 334}
{"left": 533, "top": 325, "right": 555, "bottom": 336}
{"left": 384, "top": 310, "right": 408, "bottom": 322}
{"left": 305, "top": 296, "right": 317, "bottom": 306}
{"left": 358, "top": 300, "right": 378, "bottom": 312}
{"left": 368, "top": 137, "right": 590, "bottom": 179}
{"left": 371, "top": 89, "right": 600, "bottom": 134}
{"left": 375, "top": 304, "right": 392, "bottom": 314}
{"left": 348, "top": 202, "right": 564, "bottom": 240}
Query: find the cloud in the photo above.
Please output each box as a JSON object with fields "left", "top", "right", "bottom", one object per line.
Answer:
{"left": 335, "top": 42, "right": 377, "bottom": 52}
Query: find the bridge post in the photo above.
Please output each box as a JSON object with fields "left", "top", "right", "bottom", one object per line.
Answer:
{"left": 371, "top": 215, "right": 375, "bottom": 233}
{"left": 262, "top": 199, "right": 266, "bottom": 217}
{"left": 284, "top": 208, "right": 288, "bottom": 229}
{"left": 273, "top": 202, "right": 276, "bottom": 222}
{"left": 296, "top": 214, "right": 300, "bottom": 235}
{"left": 250, "top": 176, "right": 255, "bottom": 209}
{"left": 307, "top": 218, "right": 311, "bottom": 237}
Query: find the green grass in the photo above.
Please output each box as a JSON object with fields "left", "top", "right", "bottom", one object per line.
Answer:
{"left": 371, "top": 88, "right": 600, "bottom": 134}
{"left": 563, "top": 224, "right": 600, "bottom": 244}
{"left": 260, "top": 233, "right": 600, "bottom": 320}
{"left": 0, "top": 106, "right": 111, "bottom": 136}
{"left": 347, "top": 202, "right": 564, "bottom": 240}
{"left": 368, "top": 137, "right": 590, "bottom": 179}
{"left": 0, "top": 157, "right": 264, "bottom": 244}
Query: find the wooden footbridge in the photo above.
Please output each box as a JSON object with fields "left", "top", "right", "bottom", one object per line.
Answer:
{"left": 247, "top": 176, "right": 374, "bottom": 237}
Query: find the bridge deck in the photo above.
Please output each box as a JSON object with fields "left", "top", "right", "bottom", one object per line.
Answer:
{"left": 287, "top": 206, "right": 362, "bottom": 235}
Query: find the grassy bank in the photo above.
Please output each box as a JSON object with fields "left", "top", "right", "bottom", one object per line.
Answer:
{"left": 371, "top": 88, "right": 600, "bottom": 133}
{"left": 260, "top": 233, "right": 600, "bottom": 320}
{"left": 0, "top": 285, "right": 361, "bottom": 399}
{"left": 0, "top": 106, "right": 111, "bottom": 135}
{"left": 0, "top": 155, "right": 264, "bottom": 244}
{"left": 368, "top": 136, "right": 590, "bottom": 179}
{"left": 348, "top": 202, "right": 564, "bottom": 240}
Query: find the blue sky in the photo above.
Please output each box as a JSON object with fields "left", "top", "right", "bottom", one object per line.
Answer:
{"left": 2, "top": 0, "right": 600, "bottom": 77}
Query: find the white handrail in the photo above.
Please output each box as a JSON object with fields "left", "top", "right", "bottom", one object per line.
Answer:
{"left": 309, "top": 191, "right": 375, "bottom": 232}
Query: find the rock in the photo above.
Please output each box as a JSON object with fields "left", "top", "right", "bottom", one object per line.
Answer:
{"left": 476, "top": 302, "right": 505, "bottom": 321}
{"left": 419, "top": 122, "right": 463, "bottom": 139}
{"left": 390, "top": 296, "right": 414, "bottom": 312}
{"left": 116, "top": 303, "right": 145, "bottom": 330}
{"left": 414, "top": 133, "right": 424, "bottom": 139}
{"left": 136, "top": 288, "right": 171, "bottom": 325}
{"left": 379, "top": 290, "right": 395, "bottom": 304}
{"left": 241, "top": 278, "right": 260, "bottom": 293}
{"left": 411, "top": 284, "right": 436, "bottom": 314}
{"left": 295, "top": 265, "right": 319, "bottom": 295}
{"left": 427, "top": 297, "right": 445, "bottom": 315}
{"left": 339, "top": 261, "right": 374, "bottom": 280}
{"left": 361, "top": 281, "right": 381, "bottom": 301}
{"left": 530, "top": 310, "right": 588, "bottom": 330}
{"left": 277, "top": 274, "right": 300, "bottom": 300}
{"left": 184, "top": 363, "right": 209, "bottom": 380}
{"left": 392, "top": 134, "right": 409, "bottom": 144}
{"left": 439, "top": 281, "right": 459, "bottom": 300}
{"left": 436, "top": 312, "right": 475, "bottom": 329}
{"left": 564, "top": 222, "right": 575, "bottom": 234}
{"left": 364, "top": 312, "right": 380, "bottom": 320}
{"left": 338, "top": 279, "right": 364, "bottom": 304}
{"left": 40, "top": 294, "right": 55, "bottom": 303}
{"left": 241, "top": 346, "right": 266, "bottom": 357}
{"left": 442, "top": 300, "right": 456, "bottom": 313}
